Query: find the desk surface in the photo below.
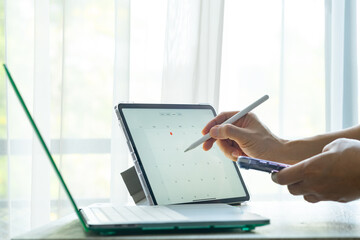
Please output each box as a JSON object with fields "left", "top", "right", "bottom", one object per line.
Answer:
{"left": 12, "top": 200, "right": 360, "bottom": 240}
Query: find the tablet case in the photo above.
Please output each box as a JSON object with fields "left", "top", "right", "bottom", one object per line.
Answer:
{"left": 121, "top": 166, "right": 242, "bottom": 206}
{"left": 116, "top": 103, "right": 249, "bottom": 206}
{"left": 120, "top": 166, "right": 147, "bottom": 204}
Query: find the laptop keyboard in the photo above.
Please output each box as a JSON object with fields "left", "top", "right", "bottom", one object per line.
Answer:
{"left": 90, "top": 206, "right": 188, "bottom": 223}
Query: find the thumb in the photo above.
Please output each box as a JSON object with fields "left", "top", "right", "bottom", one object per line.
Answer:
{"left": 209, "top": 124, "right": 250, "bottom": 141}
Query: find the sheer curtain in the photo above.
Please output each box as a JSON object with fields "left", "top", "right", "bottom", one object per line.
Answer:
{"left": 111, "top": 0, "right": 130, "bottom": 205}
{"left": 6, "top": 0, "right": 52, "bottom": 235}
{"left": 325, "top": 0, "right": 358, "bottom": 131}
{"left": 162, "top": 0, "right": 224, "bottom": 109}
{"left": 1, "top": 0, "right": 359, "bottom": 240}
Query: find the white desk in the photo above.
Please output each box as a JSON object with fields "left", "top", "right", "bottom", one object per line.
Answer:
{"left": 12, "top": 200, "right": 360, "bottom": 240}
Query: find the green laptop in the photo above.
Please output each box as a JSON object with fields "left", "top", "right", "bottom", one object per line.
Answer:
{"left": 4, "top": 64, "right": 269, "bottom": 235}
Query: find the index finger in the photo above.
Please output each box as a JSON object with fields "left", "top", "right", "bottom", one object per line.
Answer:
{"left": 202, "top": 111, "right": 238, "bottom": 135}
{"left": 272, "top": 161, "right": 305, "bottom": 186}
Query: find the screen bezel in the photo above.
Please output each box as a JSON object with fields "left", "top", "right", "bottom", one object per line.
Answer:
{"left": 117, "top": 103, "right": 250, "bottom": 205}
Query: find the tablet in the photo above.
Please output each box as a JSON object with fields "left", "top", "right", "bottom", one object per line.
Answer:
{"left": 115, "top": 103, "right": 250, "bottom": 205}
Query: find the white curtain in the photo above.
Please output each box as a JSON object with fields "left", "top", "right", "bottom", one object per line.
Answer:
{"left": 162, "top": 0, "right": 224, "bottom": 109}
{"left": 325, "top": 0, "right": 358, "bottom": 131}
{"left": 111, "top": 0, "right": 130, "bottom": 205}
{"left": 6, "top": 0, "right": 52, "bottom": 235}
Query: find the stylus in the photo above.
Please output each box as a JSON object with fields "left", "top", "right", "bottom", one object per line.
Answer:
{"left": 184, "top": 95, "right": 269, "bottom": 152}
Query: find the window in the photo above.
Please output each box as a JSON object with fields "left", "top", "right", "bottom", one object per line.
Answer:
{"left": 220, "top": 0, "right": 325, "bottom": 200}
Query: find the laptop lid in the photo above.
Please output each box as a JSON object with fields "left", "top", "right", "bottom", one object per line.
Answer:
{"left": 5, "top": 64, "right": 269, "bottom": 234}
{"left": 3, "top": 64, "right": 90, "bottom": 231}
{"left": 115, "top": 103, "right": 250, "bottom": 205}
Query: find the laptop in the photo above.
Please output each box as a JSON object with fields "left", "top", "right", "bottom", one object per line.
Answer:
{"left": 4, "top": 64, "right": 269, "bottom": 234}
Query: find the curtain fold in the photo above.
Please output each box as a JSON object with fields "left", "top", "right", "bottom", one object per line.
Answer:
{"left": 111, "top": 0, "right": 130, "bottom": 204}
{"left": 161, "top": 0, "right": 224, "bottom": 110}
{"left": 6, "top": 0, "right": 36, "bottom": 237}
{"left": 325, "top": 0, "right": 358, "bottom": 131}
{"left": 31, "top": 0, "right": 51, "bottom": 229}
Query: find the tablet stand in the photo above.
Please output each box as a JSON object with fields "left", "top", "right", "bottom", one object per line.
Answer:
{"left": 120, "top": 166, "right": 148, "bottom": 205}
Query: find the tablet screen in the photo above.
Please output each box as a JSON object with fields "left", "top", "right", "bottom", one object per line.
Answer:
{"left": 119, "top": 104, "right": 249, "bottom": 205}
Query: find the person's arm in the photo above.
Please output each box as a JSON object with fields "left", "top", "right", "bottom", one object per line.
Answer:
{"left": 281, "top": 125, "right": 360, "bottom": 162}
{"left": 202, "top": 111, "right": 360, "bottom": 164}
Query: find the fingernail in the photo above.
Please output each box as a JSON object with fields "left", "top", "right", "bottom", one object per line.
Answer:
{"left": 232, "top": 151, "right": 240, "bottom": 158}
{"left": 271, "top": 173, "right": 278, "bottom": 183}
{"left": 211, "top": 126, "right": 219, "bottom": 137}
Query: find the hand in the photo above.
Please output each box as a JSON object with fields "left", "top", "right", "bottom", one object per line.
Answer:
{"left": 272, "top": 138, "right": 360, "bottom": 203}
{"left": 202, "top": 112, "right": 286, "bottom": 162}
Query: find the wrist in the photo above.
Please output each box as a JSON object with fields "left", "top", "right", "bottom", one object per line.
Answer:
{"left": 262, "top": 136, "right": 294, "bottom": 163}
{"left": 282, "top": 137, "right": 327, "bottom": 163}
{"left": 281, "top": 139, "right": 304, "bottom": 163}
{"left": 274, "top": 138, "right": 301, "bottom": 163}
